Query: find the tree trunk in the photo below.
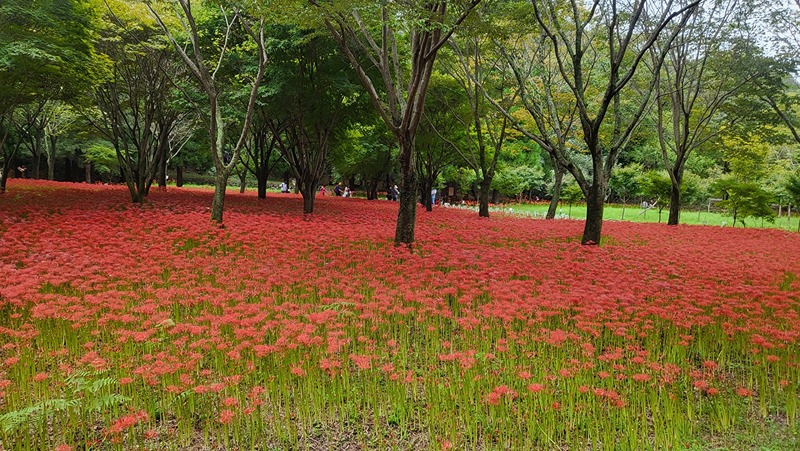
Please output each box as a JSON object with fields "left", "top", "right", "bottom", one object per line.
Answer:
{"left": 667, "top": 174, "right": 682, "bottom": 225}
{"left": 32, "top": 152, "right": 41, "bottom": 179}
{"left": 176, "top": 166, "right": 184, "bottom": 187}
{"left": 157, "top": 146, "right": 167, "bottom": 190}
{"left": 257, "top": 175, "right": 267, "bottom": 199}
{"left": 211, "top": 172, "right": 229, "bottom": 223}
{"left": 47, "top": 153, "right": 56, "bottom": 181}
{"left": 301, "top": 186, "right": 316, "bottom": 214}
{"left": 239, "top": 172, "right": 246, "bottom": 194}
{"left": 85, "top": 161, "right": 91, "bottom": 183}
{"left": 582, "top": 183, "right": 605, "bottom": 245}
{"left": 478, "top": 188, "right": 490, "bottom": 217}
{"left": 137, "top": 177, "right": 147, "bottom": 203}
{"left": 366, "top": 177, "right": 380, "bottom": 200}
{"left": 395, "top": 137, "right": 417, "bottom": 248}
{"left": 47, "top": 134, "right": 58, "bottom": 180}
{"left": 0, "top": 159, "right": 11, "bottom": 193}
{"left": 423, "top": 189, "right": 432, "bottom": 211}
{"left": 123, "top": 169, "right": 143, "bottom": 204}
{"left": 478, "top": 177, "right": 492, "bottom": 218}
{"left": 420, "top": 177, "right": 433, "bottom": 212}
{"left": 547, "top": 166, "right": 564, "bottom": 219}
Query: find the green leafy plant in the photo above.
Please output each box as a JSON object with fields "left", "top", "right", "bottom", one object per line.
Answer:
{"left": 0, "top": 371, "right": 129, "bottom": 435}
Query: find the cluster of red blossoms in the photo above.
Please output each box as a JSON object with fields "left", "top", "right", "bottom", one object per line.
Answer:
{"left": 0, "top": 180, "right": 798, "bottom": 448}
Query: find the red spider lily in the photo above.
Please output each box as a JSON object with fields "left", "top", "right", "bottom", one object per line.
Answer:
{"left": 735, "top": 387, "right": 754, "bottom": 397}
{"left": 1, "top": 180, "right": 799, "bottom": 449}
{"left": 218, "top": 409, "right": 235, "bottom": 425}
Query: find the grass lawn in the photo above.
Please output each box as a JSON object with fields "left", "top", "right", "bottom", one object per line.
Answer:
{"left": 493, "top": 201, "right": 800, "bottom": 231}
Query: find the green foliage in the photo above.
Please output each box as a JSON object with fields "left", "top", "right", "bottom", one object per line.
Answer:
{"left": 681, "top": 172, "right": 707, "bottom": 207}
{"left": 492, "top": 165, "right": 545, "bottom": 197}
{"left": 561, "top": 182, "right": 583, "bottom": 205}
{"left": 609, "top": 164, "right": 642, "bottom": 202}
{"left": 712, "top": 176, "right": 776, "bottom": 227}
{"left": 0, "top": 0, "right": 106, "bottom": 110}
{"left": 638, "top": 170, "right": 672, "bottom": 203}
{"left": 718, "top": 134, "right": 771, "bottom": 182}
{"left": 0, "top": 370, "right": 128, "bottom": 435}
{"left": 84, "top": 142, "right": 119, "bottom": 180}
{"left": 442, "top": 166, "right": 477, "bottom": 194}
{"left": 332, "top": 124, "right": 396, "bottom": 183}
{"left": 786, "top": 173, "right": 800, "bottom": 200}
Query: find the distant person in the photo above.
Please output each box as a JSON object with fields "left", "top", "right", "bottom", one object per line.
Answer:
{"left": 319, "top": 185, "right": 326, "bottom": 196}
{"left": 279, "top": 182, "right": 288, "bottom": 193}
{"left": 334, "top": 183, "right": 342, "bottom": 196}
{"left": 343, "top": 187, "right": 351, "bottom": 198}
{"left": 431, "top": 188, "right": 437, "bottom": 205}
{"left": 394, "top": 185, "right": 400, "bottom": 201}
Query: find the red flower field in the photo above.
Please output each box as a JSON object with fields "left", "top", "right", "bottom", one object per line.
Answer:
{"left": 0, "top": 180, "right": 798, "bottom": 449}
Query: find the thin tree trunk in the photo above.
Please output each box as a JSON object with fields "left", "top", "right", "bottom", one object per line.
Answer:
{"left": 478, "top": 177, "right": 492, "bottom": 218}
{"left": 395, "top": 136, "right": 417, "bottom": 248}
{"left": 582, "top": 184, "right": 605, "bottom": 245}
{"left": 367, "top": 177, "right": 380, "bottom": 200}
{"left": 667, "top": 176, "right": 682, "bottom": 225}
{"left": 239, "top": 172, "right": 246, "bottom": 194}
{"left": 137, "top": 177, "right": 147, "bottom": 202}
{"left": 547, "top": 165, "right": 564, "bottom": 219}
{"left": 157, "top": 145, "right": 167, "bottom": 190}
{"left": 257, "top": 175, "right": 267, "bottom": 199}
{"left": 32, "top": 148, "right": 41, "bottom": 179}
{"left": 47, "top": 135, "right": 58, "bottom": 180}
{"left": 211, "top": 172, "right": 229, "bottom": 223}
{"left": 0, "top": 168, "right": 9, "bottom": 193}
{"left": 47, "top": 150, "right": 56, "bottom": 180}
{"left": 0, "top": 148, "right": 14, "bottom": 192}
{"left": 176, "top": 166, "right": 184, "bottom": 187}
{"left": 420, "top": 177, "right": 433, "bottom": 212}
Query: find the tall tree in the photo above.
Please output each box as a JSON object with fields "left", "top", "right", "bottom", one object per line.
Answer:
{"left": 416, "top": 74, "right": 467, "bottom": 211}
{"left": 528, "top": 0, "right": 700, "bottom": 244}
{"left": 309, "top": 0, "right": 482, "bottom": 247}
{"left": 264, "top": 27, "right": 362, "bottom": 214}
{"left": 241, "top": 107, "right": 284, "bottom": 199}
{"left": 147, "top": 0, "right": 268, "bottom": 223}
{"left": 90, "top": 16, "right": 179, "bottom": 203}
{"left": 487, "top": 1, "right": 580, "bottom": 220}
{"left": 651, "top": 0, "right": 767, "bottom": 225}
{"left": 0, "top": 0, "right": 103, "bottom": 192}
{"left": 442, "top": 15, "right": 517, "bottom": 218}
